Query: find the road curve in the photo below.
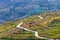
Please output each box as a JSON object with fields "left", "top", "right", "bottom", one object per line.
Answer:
{"left": 38, "top": 16, "right": 44, "bottom": 19}
{"left": 16, "top": 22, "right": 53, "bottom": 40}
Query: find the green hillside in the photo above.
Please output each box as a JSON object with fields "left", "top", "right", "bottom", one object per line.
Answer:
{"left": 0, "top": 12, "right": 60, "bottom": 40}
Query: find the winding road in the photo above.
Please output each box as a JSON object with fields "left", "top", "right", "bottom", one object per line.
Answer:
{"left": 16, "top": 22, "right": 52, "bottom": 40}
{"left": 16, "top": 16, "right": 55, "bottom": 40}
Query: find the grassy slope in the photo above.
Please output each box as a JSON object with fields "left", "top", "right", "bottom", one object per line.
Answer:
{"left": 0, "top": 11, "right": 60, "bottom": 40}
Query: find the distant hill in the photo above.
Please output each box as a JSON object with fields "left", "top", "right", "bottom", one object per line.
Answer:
{"left": 0, "top": 12, "right": 60, "bottom": 40}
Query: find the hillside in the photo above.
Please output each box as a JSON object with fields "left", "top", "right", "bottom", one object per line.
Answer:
{"left": 0, "top": 12, "right": 60, "bottom": 40}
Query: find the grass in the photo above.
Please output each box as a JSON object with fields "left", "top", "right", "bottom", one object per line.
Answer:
{"left": 0, "top": 12, "right": 60, "bottom": 40}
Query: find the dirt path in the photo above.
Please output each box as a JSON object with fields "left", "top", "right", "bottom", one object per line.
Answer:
{"left": 16, "top": 22, "right": 54, "bottom": 40}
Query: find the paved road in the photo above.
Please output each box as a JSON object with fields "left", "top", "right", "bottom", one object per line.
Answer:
{"left": 38, "top": 16, "right": 44, "bottom": 19}
{"left": 16, "top": 22, "right": 51, "bottom": 39}
{"left": 16, "top": 16, "right": 57, "bottom": 40}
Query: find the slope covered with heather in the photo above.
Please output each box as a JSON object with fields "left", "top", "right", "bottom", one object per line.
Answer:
{"left": 0, "top": 12, "right": 60, "bottom": 40}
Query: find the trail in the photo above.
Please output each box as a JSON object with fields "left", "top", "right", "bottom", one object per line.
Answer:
{"left": 16, "top": 22, "right": 52, "bottom": 39}
{"left": 38, "top": 16, "right": 44, "bottom": 19}
{"left": 16, "top": 16, "right": 55, "bottom": 40}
